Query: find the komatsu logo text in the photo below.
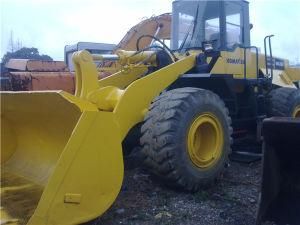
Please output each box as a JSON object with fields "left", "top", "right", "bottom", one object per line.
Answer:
{"left": 226, "top": 58, "right": 245, "bottom": 64}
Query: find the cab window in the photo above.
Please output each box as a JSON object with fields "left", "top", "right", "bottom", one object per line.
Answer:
{"left": 205, "top": 17, "right": 220, "bottom": 42}
{"left": 225, "top": 2, "right": 243, "bottom": 48}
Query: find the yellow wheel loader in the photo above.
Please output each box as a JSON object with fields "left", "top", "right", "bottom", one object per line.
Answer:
{"left": 1, "top": 0, "right": 300, "bottom": 224}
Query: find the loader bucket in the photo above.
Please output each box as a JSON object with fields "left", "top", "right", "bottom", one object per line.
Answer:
{"left": 256, "top": 117, "right": 300, "bottom": 225}
{"left": 1, "top": 91, "right": 123, "bottom": 225}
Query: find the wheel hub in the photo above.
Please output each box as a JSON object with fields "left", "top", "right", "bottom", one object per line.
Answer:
{"left": 187, "top": 113, "right": 224, "bottom": 168}
{"left": 292, "top": 106, "right": 300, "bottom": 118}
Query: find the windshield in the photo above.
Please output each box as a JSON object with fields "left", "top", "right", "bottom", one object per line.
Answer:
{"left": 171, "top": 1, "right": 221, "bottom": 50}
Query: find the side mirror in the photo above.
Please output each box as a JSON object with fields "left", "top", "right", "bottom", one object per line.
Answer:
{"left": 250, "top": 23, "right": 253, "bottom": 30}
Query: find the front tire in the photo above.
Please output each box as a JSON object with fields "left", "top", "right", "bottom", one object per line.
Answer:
{"left": 140, "top": 88, "right": 232, "bottom": 192}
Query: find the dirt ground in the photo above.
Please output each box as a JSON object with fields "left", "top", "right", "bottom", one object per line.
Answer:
{"left": 93, "top": 160, "right": 262, "bottom": 225}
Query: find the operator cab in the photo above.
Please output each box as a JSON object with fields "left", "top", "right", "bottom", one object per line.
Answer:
{"left": 171, "top": 0, "right": 250, "bottom": 51}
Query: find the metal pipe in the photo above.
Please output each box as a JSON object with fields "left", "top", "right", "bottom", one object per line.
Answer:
{"left": 150, "top": 25, "right": 162, "bottom": 46}
{"left": 234, "top": 151, "right": 262, "bottom": 157}
{"left": 268, "top": 35, "right": 274, "bottom": 80}
{"left": 92, "top": 54, "right": 119, "bottom": 61}
{"left": 264, "top": 36, "right": 268, "bottom": 75}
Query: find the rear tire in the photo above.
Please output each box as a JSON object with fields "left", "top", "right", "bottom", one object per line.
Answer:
{"left": 140, "top": 88, "right": 232, "bottom": 192}
{"left": 267, "top": 87, "right": 300, "bottom": 118}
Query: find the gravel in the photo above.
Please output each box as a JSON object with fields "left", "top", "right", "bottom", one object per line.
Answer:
{"left": 92, "top": 160, "right": 262, "bottom": 225}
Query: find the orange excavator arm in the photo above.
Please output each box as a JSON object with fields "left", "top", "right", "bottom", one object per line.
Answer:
{"left": 114, "top": 13, "right": 171, "bottom": 51}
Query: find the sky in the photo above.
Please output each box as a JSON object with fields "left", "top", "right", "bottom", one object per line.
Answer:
{"left": 1, "top": 0, "right": 300, "bottom": 64}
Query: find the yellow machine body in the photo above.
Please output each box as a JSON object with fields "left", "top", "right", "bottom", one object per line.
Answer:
{"left": 1, "top": 0, "right": 299, "bottom": 223}
{"left": 205, "top": 47, "right": 300, "bottom": 88}
{"left": 0, "top": 50, "right": 196, "bottom": 225}
{"left": 1, "top": 47, "right": 299, "bottom": 225}
{"left": 1, "top": 48, "right": 299, "bottom": 225}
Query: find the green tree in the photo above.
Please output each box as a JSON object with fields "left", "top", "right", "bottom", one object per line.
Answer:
{"left": 1, "top": 47, "right": 53, "bottom": 65}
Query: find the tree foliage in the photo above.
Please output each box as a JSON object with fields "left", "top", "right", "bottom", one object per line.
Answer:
{"left": 1, "top": 47, "right": 53, "bottom": 65}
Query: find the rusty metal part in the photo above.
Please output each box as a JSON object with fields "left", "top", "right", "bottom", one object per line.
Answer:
{"left": 5, "top": 59, "right": 68, "bottom": 72}
{"left": 3, "top": 59, "right": 74, "bottom": 93}
{"left": 9, "top": 72, "right": 75, "bottom": 93}
{"left": 1, "top": 14, "right": 171, "bottom": 93}
{"left": 5, "top": 59, "right": 29, "bottom": 71}
{"left": 0, "top": 76, "right": 12, "bottom": 91}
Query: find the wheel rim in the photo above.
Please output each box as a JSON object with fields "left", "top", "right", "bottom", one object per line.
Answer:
{"left": 187, "top": 113, "right": 224, "bottom": 169}
{"left": 292, "top": 106, "right": 300, "bottom": 118}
